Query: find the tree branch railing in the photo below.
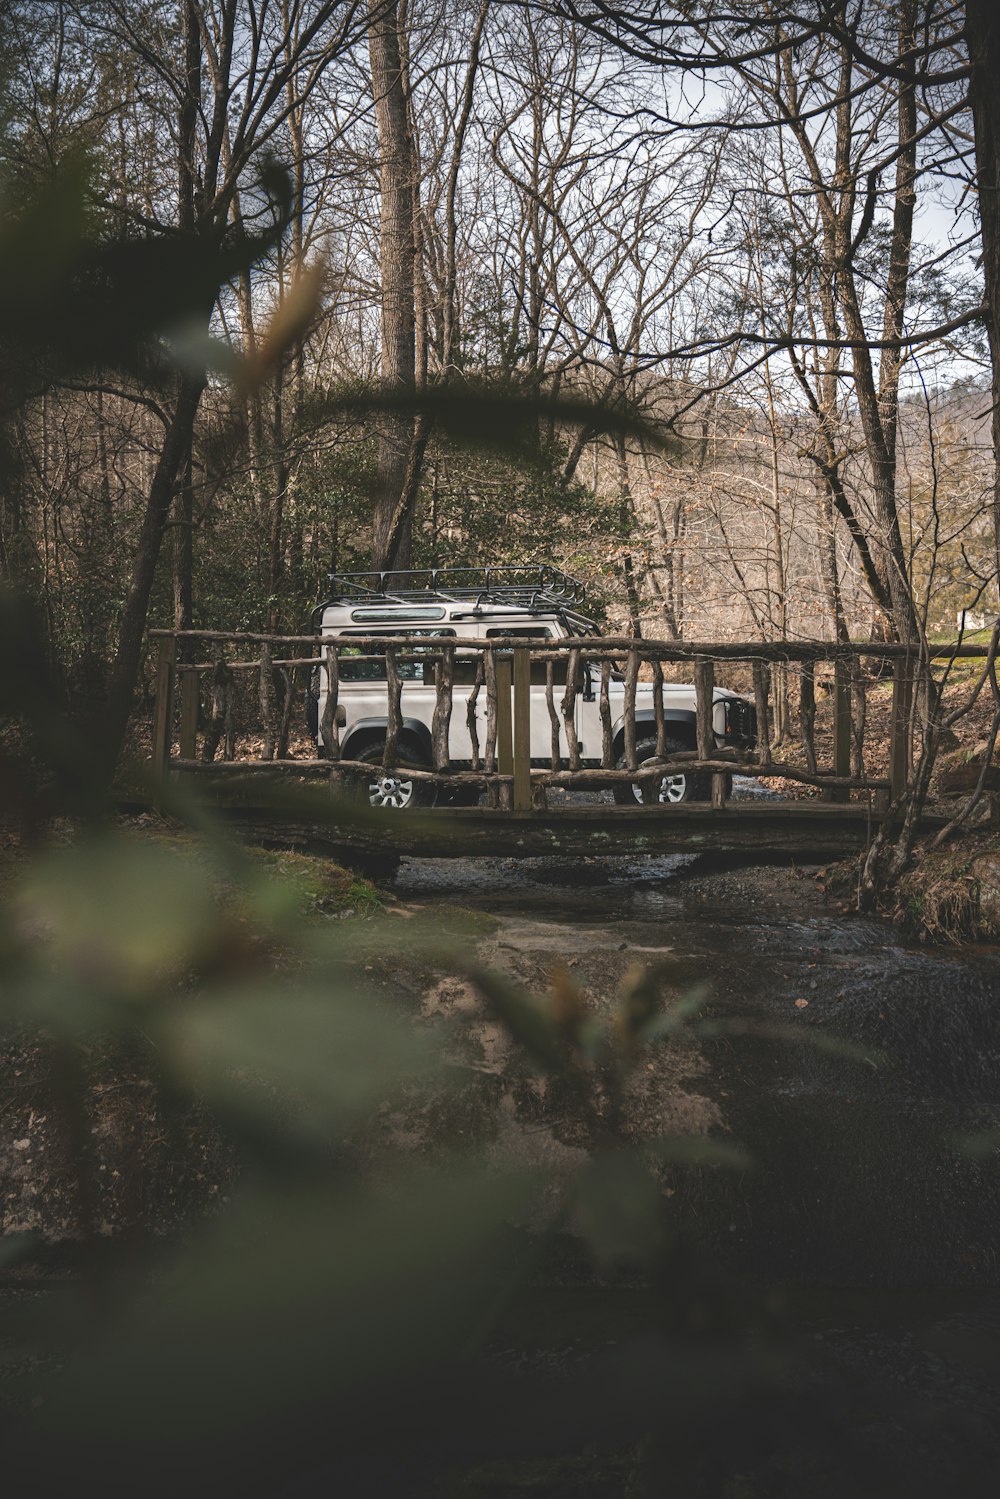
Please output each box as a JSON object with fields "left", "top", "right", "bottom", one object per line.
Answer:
{"left": 148, "top": 628, "right": 1000, "bottom": 813}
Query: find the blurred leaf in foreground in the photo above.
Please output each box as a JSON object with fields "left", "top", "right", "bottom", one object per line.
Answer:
{"left": 573, "top": 1150, "right": 669, "bottom": 1269}
{"left": 0, "top": 153, "right": 294, "bottom": 416}
{"left": 30, "top": 1167, "right": 535, "bottom": 1458}
{"left": 156, "top": 979, "right": 439, "bottom": 1142}
{"left": 9, "top": 834, "right": 219, "bottom": 1019}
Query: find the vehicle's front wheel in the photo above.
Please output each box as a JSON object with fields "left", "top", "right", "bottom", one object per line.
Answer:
{"left": 612, "top": 735, "right": 708, "bottom": 805}
{"left": 356, "top": 743, "right": 433, "bottom": 810}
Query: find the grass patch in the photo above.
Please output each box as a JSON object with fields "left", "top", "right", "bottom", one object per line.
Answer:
{"left": 399, "top": 901, "right": 500, "bottom": 939}
{"left": 243, "top": 846, "right": 385, "bottom": 917}
{"left": 892, "top": 832, "right": 1000, "bottom": 943}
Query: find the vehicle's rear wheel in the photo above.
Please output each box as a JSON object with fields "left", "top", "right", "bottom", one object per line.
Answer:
{"left": 356, "top": 743, "right": 432, "bottom": 810}
{"left": 612, "top": 735, "right": 708, "bottom": 805}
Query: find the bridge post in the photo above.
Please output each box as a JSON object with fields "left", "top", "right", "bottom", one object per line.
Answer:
{"left": 178, "top": 666, "right": 199, "bottom": 761}
{"left": 495, "top": 654, "right": 514, "bottom": 810}
{"left": 695, "top": 656, "right": 727, "bottom": 807}
{"left": 751, "top": 660, "right": 771, "bottom": 765}
{"left": 151, "top": 635, "right": 177, "bottom": 785}
{"left": 624, "top": 647, "right": 639, "bottom": 770}
{"left": 431, "top": 641, "right": 455, "bottom": 772}
{"left": 825, "top": 658, "right": 851, "bottom": 803}
{"left": 512, "top": 647, "right": 532, "bottom": 811}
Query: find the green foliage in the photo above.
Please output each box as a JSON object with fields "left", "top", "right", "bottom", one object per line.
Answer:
{"left": 38, "top": 1168, "right": 535, "bottom": 1447}
{"left": 0, "top": 806, "right": 739, "bottom": 1491}
{"left": 4, "top": 624, "right": 763, "bottom": 1489}
{"left": 0, "top": 154, "right": 290, "bottom": 418}
{"left": 242, "top": 847, "right": 384, "bottom": 917}
{"left": 177, "top": 393, "right": 624, "bottom": 639}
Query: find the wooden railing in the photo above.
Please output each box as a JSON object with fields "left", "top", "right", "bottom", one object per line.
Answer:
{"left": 148, "top": 629, "right": 997, "bottom": 812}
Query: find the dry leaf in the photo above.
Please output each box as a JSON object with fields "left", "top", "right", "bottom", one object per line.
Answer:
{"left": 236, "top": 260, "right": 326, "bottom": 396}
{"left": 549, "top": 963, "right": 588, "bottom": 1039}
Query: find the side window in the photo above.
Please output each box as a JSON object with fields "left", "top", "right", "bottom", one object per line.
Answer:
{"left": 484, "top": 627, "right": 554, "bottom": 640}
{"left": 484, "top": 626, "right": 566, "bottom": 685}
{"left": 338, "top": 629, "right": 454, "bottom": 682}
{"left": 338, "top": 643, "right": 385, "bottom": 683}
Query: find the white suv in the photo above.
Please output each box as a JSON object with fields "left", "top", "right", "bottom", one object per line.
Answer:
{"left": 309, "top": 566, "right": 755, "bottom": 808}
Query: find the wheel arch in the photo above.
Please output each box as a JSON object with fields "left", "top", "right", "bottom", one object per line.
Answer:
{"left": 341, "top": 717, "right": 433, "bottom": 763}
{"left": 611, "top": 710, "right": 697, "bottom": 762}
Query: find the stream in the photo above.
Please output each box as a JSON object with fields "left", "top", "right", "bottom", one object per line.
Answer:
{"left": 6, "top": 844, "right": 1000, "bottom": 1496}
{"left": 395, "top": 848, "right": 1000, "bottom": 1287}
{"left": 374, "top": 849, "right": 1000, "bottom": 1496}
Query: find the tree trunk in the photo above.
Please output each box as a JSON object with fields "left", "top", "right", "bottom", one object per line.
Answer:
{"left": 835, "top": 215, "right": 918, "bottom": 641}
{"left": 441, "top": 0, "right": 490, "bottom": 374}
{"left": 966, "top": 0, "right": 1000, "bottom": 601}
{"left": 281, "top": 22, "right": 308, "bottom": 616}
{"left": 171, "top": 0, "right": 199, "bottom": 646}
{"left": 172, "top": 448, "right": 194, "bottom": 634}
{"left": 614, "top": 434, "right": 642, "bottom": 636}
{"left": 815, "top": 473, "right": 849, "bottom": 644}
{"left": 782, "top": 25, "right": 918, "bottom": 642}
{"left": 269, "top": 355, "right": 286, "bottom": 629}
{"left": 368, "top": 0, "right": 418, "bottom": 571}
{"left": 103, "top": 375, "right": 204, "bottom": 773}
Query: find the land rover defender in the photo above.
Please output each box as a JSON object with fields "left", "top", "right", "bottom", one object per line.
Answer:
{"left": 309, "top": 565, "right": 756, "bottom": 808}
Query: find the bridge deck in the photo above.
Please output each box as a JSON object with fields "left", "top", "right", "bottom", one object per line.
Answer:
{"left": 218, "top": 801, "right": 948, "bottom": 862}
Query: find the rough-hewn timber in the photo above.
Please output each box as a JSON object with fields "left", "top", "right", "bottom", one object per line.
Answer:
{"left": 211, "top": 800, "right": 950, "bottom": 861}
{"left": 146, "top": 626, "right": 996, "bottom": 855}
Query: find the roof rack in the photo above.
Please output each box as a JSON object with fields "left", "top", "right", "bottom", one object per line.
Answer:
{"left": 324, "top": 564, "right": 588, "bottom": 607}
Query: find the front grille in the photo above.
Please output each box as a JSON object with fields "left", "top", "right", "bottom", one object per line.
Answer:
{"left": 724, "top": 697, "right": 757, "bottom": 747}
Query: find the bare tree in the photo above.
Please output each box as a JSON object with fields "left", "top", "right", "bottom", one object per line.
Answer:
{"left": 965, "top": 0, "right": 1000, "bottom": 596}
{"left": 71, "top": 0, "right": 369, "bottom": 768}
{"left": 366, "top": 0, "right": 421, "bottom": 568}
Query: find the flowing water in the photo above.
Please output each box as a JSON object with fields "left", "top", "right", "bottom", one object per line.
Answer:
{"left": 368, "top": 850, "right": 1000, "bottom": 1494}
{"left": 395, "top": 850, "right": 1000, "bottom": 1287}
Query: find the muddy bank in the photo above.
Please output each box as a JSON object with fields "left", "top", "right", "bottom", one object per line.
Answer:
{"left": 891, "top": 830, "right": 1000, "bottom": 942}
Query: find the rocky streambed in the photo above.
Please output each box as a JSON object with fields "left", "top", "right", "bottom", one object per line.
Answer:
{"left": 4, "top": 842, "right": 1000, "bottom": 1496}
{"left": 384, "top": 850, "right": 1000, "bottom": 1289}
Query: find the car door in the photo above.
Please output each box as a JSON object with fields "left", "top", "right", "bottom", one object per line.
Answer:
{"left": 337, "top": 628, "right": 454, "bottom": 751}
{"left": 483, "top": 627, "right": 581, "bottom": 762}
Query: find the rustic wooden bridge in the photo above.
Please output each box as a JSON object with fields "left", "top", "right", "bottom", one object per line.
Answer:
{"left": 146, "top": 628, "right": 991, "bottom": 861}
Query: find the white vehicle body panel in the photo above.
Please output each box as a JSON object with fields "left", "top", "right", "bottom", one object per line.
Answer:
{"left": 314, "top": 600, "right": 744, "bottom": 765}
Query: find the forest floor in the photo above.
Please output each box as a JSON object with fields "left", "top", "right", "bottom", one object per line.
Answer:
{"left": 749, "top": 654, "right": 997, "bottom": 805}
